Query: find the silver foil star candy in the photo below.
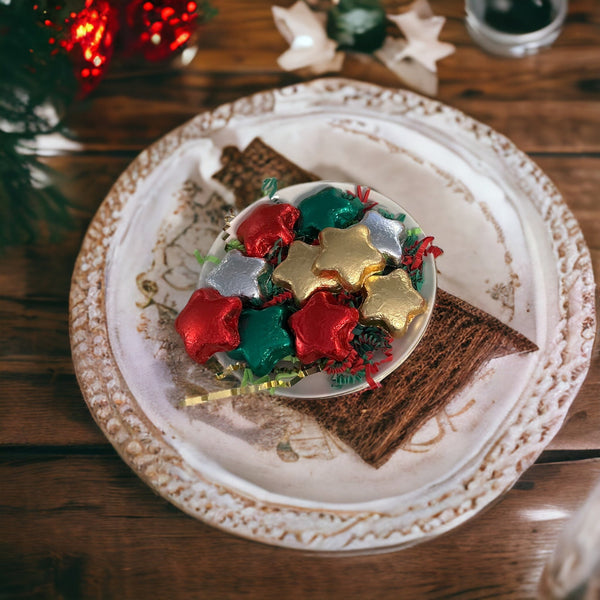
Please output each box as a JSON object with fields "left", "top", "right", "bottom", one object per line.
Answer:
{"left": 359, "top": 210, "right": 407, "bottom": 265}
{"left": 205, "top": 250, "right": 270, "bottom": 300}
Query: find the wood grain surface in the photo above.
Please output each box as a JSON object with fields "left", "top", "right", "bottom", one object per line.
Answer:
{"left": 1, "top": 1, "right": 599, "bottom": 598}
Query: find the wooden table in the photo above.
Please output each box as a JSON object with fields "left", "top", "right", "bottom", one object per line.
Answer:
{"left": 2, "top": 1, "right": 599, "bottom": 598}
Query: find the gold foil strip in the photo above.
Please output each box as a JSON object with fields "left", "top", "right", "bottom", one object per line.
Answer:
{"left": 182, "top": 367, "right": 319, "bottom": 407}
{"left": 215, "top": 362, "right": 246, "bottom": 380}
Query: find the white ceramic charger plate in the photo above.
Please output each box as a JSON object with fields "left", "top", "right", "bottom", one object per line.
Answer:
{"left": 69, "top": 78, "right": 596, "bottom": 552}
{"left": 198, "top": 182, "right": 437, "bottom": 398}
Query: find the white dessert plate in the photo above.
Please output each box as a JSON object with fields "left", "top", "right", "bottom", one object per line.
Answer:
{"left": 198, "top": 181, "right": 437, "bottom": 399}
{"left": 69, "top": 78, "right": 595, "bottom": 552}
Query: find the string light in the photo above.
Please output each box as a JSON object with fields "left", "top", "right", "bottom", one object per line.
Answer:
{"left": 124, "top": 0, "right": 199, "bottom": 61}
{"left": 36, "top": 0, "right": 207, "bottom": 96}
{"left": 37, "top": 0, "right": 118, "bottom": 95}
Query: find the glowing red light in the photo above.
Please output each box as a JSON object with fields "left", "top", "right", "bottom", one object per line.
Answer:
{"left": 170, "top": 30, "right": 190, "bottom": 51}
{"left": 161, "top": 7, "right": 175, "bottom": 20}
{"left": 51, "top": 0, "right": 118, "bottom": 97}
{"left": 126, "top": 0, "right": 200, "bottom": 62}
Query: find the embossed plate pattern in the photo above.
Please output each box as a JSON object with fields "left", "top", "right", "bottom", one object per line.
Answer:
{"left": 69, "top": 78, "right": 596, "bottom": 551}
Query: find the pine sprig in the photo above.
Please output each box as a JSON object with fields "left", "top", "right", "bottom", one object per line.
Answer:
{"left": 0, "top": 1, "right": 78, "bottom": 252}
{"left": 0, "top": 141, "right": 75, "bottom": 246}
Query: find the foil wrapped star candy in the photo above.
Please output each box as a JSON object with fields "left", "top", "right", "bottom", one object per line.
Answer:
{"left": 289, "top": 291, "right": 359, "bottom": 364}
{"left": 205, "top": 250, "right": 270, "bottom": 300}
{"left": 361, "top": 269, "right": 427, "bottom": 336}
{"left": 296, "top": 186, "right": 364, "bottom": 239}
{"left": 175, "top": 181, "right": 441, "bottom": 401}
{"left": 228, "top": 304, "right": 294, "bottom": 377}
{"left": 314, "top": 224, "right": 386, "bottom": 292}
{"left": 236, "top": 201, "right": 300, "bottom": 257}
{"left": 174, "top": 288, "right": 242, "bottom": 363}
{"left": 359, "top": 210, "right": 406, "bottom": 265}
{"left": 272, "top": 240, "right": 341, "bottom": 304}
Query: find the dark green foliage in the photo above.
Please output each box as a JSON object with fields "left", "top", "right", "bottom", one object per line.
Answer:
{"left": 0, "top": 1, "right": 78, "bottom": 251}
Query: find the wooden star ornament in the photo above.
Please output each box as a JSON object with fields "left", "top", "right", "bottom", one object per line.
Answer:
{"left": 272, "top": 1, "right": 344, "bottom": 74}
{"left": 361, "top": 269, "right": 427, "bottom": 337}
{"left": 387, "top": 0, "right": 455, "bottom": 73}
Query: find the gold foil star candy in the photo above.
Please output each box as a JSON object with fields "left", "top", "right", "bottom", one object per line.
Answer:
{"left": 361, "top": 269, "right": 427, "bottom": 337}
{"left": 314, "top": 225, "right": 386, "bottom": 292}
{"left": 272, "top": 240, "right": 340, "bottom": 304}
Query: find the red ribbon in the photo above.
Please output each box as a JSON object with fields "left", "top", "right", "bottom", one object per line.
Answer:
{"left": 261, "top": 290, "right": 294, "bottom": 308}
{"left": 348, "top": 185, "right": 378, "bottom": 211}
{"left": 403, "top": 236, "right": 443, "bottom": 272}
{"left": 323, "top": 338, "right": 394, "bottom": 390}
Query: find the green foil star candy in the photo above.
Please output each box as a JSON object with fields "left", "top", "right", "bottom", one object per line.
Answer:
{"left": 228, "top": 304, "right": 293, "bottom": 377}
{"left": 296, "top": 186, "right": 364, "bottom": 240}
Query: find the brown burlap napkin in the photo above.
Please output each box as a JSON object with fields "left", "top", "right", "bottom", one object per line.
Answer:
{"left": 213, "top": 137, "right": 319, "bottom": 211}
{"left": 212, "top": 138, "right": 538, "bottom": 468}
{"left": 281, "top": 289, "right": 537, "bottom": 467}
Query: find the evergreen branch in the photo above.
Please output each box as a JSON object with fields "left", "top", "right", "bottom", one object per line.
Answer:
{"left": 0, "top": 1, "right": 78, "bottom": 252}
{"left": 0, "top": 140, "right": 75, "bottom": 249}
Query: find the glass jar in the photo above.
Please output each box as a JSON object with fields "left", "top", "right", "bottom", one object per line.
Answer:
{"left": 539, "top": 477, "right": 600, "bottom": 599}
{"left": 465, "top": 0, "right": 568, "bottom": 57}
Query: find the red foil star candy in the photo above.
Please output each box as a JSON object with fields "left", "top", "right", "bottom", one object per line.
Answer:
{"left": 236, "top": 202, "right": 300, "bottom": 258}
{"left": 174, "top": 288, "right": 242, "bottom": 363}
{"left": 289, "top": 291, "right": 359, "bottom": 364}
